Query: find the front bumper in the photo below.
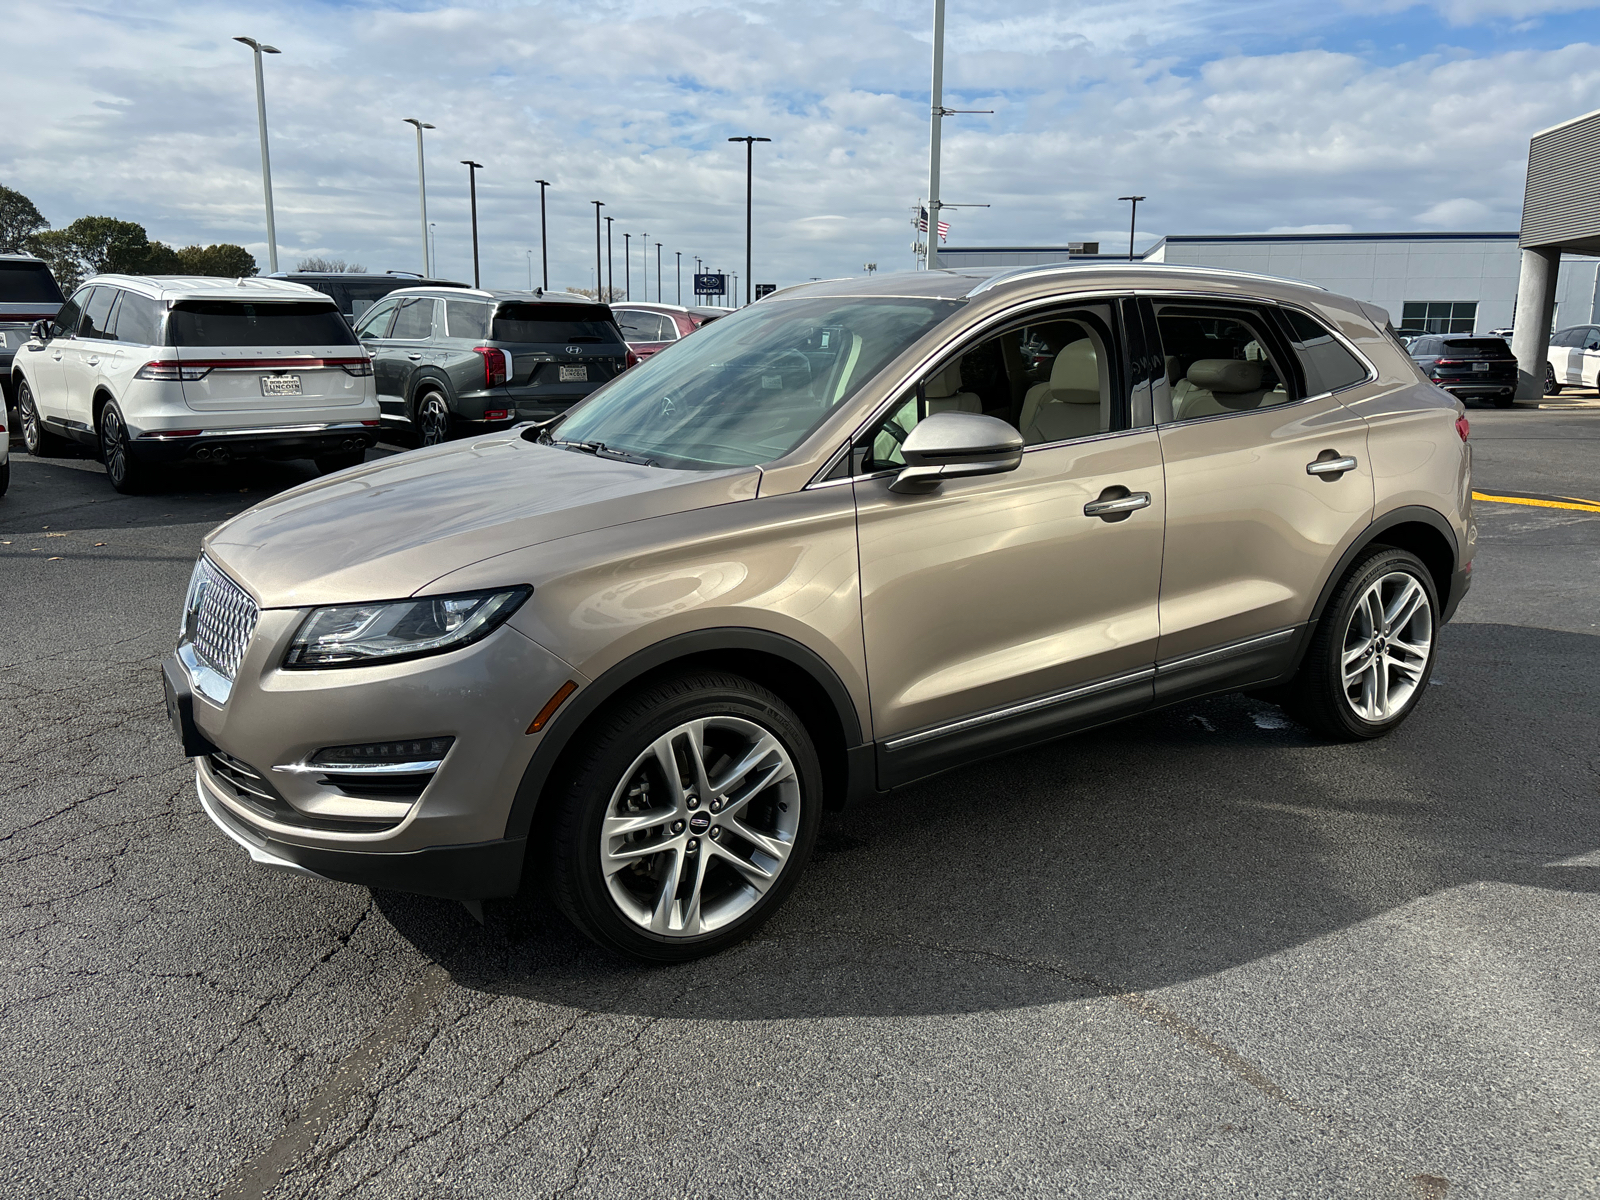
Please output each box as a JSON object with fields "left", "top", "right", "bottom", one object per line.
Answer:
{"left": 168, "top": 608, "right": 585, "bottom": 900}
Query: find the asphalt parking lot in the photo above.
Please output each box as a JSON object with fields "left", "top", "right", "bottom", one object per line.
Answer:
{"left": 2, "top": 401, "right": 1597, "bottom": 1200}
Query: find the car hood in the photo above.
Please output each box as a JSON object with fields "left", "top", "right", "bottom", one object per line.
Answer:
{"left": 204, "top": 434, "right": 761, "bottom": 608}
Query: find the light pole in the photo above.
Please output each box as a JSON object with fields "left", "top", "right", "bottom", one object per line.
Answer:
{"left": 461, "top": 160, "right": 484, "bottom": 287}
{"left": 535, "top": 179, "right": 550, "bottom": 290}
{"left": 233, "top": 37, "right": 281, "bottom": 273}
{"left": 428, "top": 223, "right": 437, "bottom": 272}
{"left": 656, "top": 243, "right": 662, "bottom": 305}
{"left": 526, "top": 250, "right": 534, "bottom": 290}
{"left": 623, "top": 233, "right": 631, "bottom": 299}
{"left": 604, "top": 216, "right": 614, "bottom": 301}
{"left": 728, "top": 135, "right": 771, "bottom": 305}
{"left": 675, "top": 251, "right": 682, "bottom": 304}
{"left": 1118, "top": 195, "right": 1145, "bottom": 261}
{"left": 402, "top": 118, "right": 435, "bottom": 277}
{"left": 640, "top": 233, "right": 648, "bottom": 299}
{"left": 591, "top": 201, "right": 604, "bottom": 302}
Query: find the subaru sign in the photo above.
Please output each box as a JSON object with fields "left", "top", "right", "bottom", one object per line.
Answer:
{"left": 694, "top": 273, "right": 727, "bottom": 296}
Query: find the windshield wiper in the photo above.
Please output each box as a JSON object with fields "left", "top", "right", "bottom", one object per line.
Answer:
{"left": 546, "top": 437, "right": 656, "bottom": 467}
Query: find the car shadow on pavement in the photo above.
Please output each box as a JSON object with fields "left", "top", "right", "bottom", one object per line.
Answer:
{"left": 375, "top": 621, "right": 1600, "bottom": 1020}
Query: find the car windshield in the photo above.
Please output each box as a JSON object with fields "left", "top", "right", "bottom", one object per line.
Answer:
{"left": 167, "top": 301, "right": 357, "bottom": 347}
{"left": 552, "top": 295, "right": 963, "bottom": 469}
{"left": 0, "top": 260, "right": 65, "bottom": 304}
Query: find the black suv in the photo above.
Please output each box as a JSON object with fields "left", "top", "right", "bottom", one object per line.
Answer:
{"left": 354, "top": 288, "right": 634, "bottom": 444}
{"left": 1406, "top": 334, "right": 1517, "bottom": 407}
{"left": 271, "top": 272, "right": 470, "bottom": 324}
{"left": 1, "top": 255, "right": 66, "bottom": 409}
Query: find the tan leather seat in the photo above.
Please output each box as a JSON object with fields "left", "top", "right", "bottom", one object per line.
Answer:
{"left": 923, "top": 358, "right": 982, "bottom": 415}
{"left": 1019, "top": 338, "right": 1106, "bottom": 444}
{"left": 1171, "top": 358, "right": 1285, "bottom": 421}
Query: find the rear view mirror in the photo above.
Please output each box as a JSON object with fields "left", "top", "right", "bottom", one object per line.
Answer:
{"left": 889, "top": 411, "right": 1025, "bottom": 495}
{"left": 30, "top": 319, "right": 51, "bottom": 342}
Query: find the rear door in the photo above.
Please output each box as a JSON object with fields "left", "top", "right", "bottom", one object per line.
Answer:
{"left": 1578, "top": 327, "right": 1600, "bottom": 390}
{"left": 1150, "top": 299, "right": 1374, "bottom": 687}
{"left": 170, "top": 299, "right": 369, "bottom": 413}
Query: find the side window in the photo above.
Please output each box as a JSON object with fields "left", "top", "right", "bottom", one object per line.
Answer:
{"left": 1153, "top": 305, "right": 1293, "bottom": 424}
{"left": 445, "top": 300, "right": 491, "bottom": 340}
{"left": 389, "top": 297, "right": 435, "bottom": 340}
{"left": 1586, "top": 329, "right": 1600, "bottom": 351}
{"left": 52, "top": 289, "right": 89, "bottom": 338}
{"left": 858, "top": 304, "right": 1122, "bottom": 471}
{"left": 616, "top": 309, "right": 670, "bottom": 341}
{"left": 81, "top": 287, "right": 118, "bottom": 340}
{"left": 111, "top": 292, "right": 161, "bottom": 347}
{"left": 355, "top": 298, "right": 399, "bottom": 339}
{"left": 1279, "top": 309, "right": 1371, "bottom": 394}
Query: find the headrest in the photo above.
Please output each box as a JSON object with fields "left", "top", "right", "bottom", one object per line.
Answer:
{"left": 1049, "top": 338, "right": 1100, "bottom": 402}
{"left": 1187, "top": 358, "right": 1264, "bottom": 393}
{"left": 925, "top": 358, "right": 963, "bottom": 399}
{"left": 1166, "top": 355, "right": 1182, "bottom": 385}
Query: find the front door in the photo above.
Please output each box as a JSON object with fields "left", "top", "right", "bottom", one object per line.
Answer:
{"left": 1149, "top": 298, "right": 1374, "bottom": 690}
{"left": 852, "top": 302, "right": 1167, "bottom": 786}
{"left": 355, "top": 297, "right": 405, "bottom": 421}
{"left": 29, "top": 288, "right": 88, "bottom": 422}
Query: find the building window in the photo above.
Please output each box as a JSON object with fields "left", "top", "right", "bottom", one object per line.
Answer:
{"left": 1400, "top": 301, "right": 1477, "bottom": 334}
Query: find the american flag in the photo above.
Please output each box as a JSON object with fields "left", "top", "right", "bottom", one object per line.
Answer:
{"left": 918, "top": 208, "right": 950, "bottom": 241}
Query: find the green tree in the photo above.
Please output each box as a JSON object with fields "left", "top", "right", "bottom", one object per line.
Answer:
{"left": 180, "top": 243, "right": 259, "bottom": 276}
{"left": 28, "top": 216, "right": 155, "bottom": 292}
{"left": 0, "top": 184, "right": 49, "bottom": 253}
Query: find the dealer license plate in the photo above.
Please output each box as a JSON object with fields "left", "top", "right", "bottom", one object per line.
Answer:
{"left": 1472, "top": 362, "right": 1489, "bottom": 372}
{"left": 559, "top": 365, "right": 588, "bottom": 382}
{"left": 261, "top": 374, "right": 302, "bottom": 395}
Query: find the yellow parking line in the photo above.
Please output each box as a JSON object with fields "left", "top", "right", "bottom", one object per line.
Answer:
{"left": 1472, "top": 491, "right": 1600, "bottom": 513}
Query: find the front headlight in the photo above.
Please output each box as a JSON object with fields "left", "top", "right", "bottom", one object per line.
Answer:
{"left": 283, "top": 587, "right": 531, "bottom": 669}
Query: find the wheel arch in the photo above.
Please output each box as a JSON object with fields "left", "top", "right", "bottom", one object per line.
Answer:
{"left": 91, "top": 386, "right": 117, "bottom": 432}
{"left": 1308, "top": 506, "right": 1458, "bottom": 629}
{"left": 502, "top": 628, "right": 869, "bottom": 844}
{"left": 407, "top": 370, "right": 454, "bottom": 415}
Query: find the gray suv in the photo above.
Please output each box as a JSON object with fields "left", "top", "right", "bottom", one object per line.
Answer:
{"left": 355, "top": 288, "right": 633, "bottom": 445}
{"left": 164, "top": 264, "right": 1474, "bottom": 963}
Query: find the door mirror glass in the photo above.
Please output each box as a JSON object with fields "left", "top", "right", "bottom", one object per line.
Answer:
{"left": 31, "top": 319, "right": 51, "bottom": 341}
{"left": 889, "top": 411, "right": 1024, "bottom": 494}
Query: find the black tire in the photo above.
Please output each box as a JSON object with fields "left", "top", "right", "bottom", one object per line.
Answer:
{"left": 17, "top": 379, "right": 69, "bottom": 457}
{"left": 99, "top": 401, "right": 152, "bottom": 494}
{"left": 1493, "top": 394, "right": 1515, "bottom": 408}
{"left": 542, "top": 671, "right": 824, "bottom": 963}
{"left": 1287, "top": 546, "right": 1440, "bottom": 741}
{"left": 314, "top": 449, "right": 366, "bottom": 475}
{"left": 415, "top": 391, "right": 452, "bottom": 447}
{"left": 0, "top": 457, "right": 9, "bottom": 498}
{"left": 1544, "top": 364, "right": 1561, "bottom": 395}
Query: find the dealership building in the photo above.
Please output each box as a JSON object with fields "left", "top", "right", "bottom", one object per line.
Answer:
{"left": 939, "top": 232, "right": 1600, "bottom": 336}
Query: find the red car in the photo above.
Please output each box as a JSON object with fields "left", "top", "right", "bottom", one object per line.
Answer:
{"left": 612, "top": 303, "right": 725, "bottom": 361}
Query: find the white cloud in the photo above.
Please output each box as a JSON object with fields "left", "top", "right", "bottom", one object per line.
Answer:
{"left": 3, "top": 3, "right": 1599, "bottom": 291}
{"left": 1341, "top": 0, "right": 1599, "bottom": 25}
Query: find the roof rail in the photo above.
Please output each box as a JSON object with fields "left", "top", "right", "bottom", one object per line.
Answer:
{"left": 964, "top": 261, "right": 1327, "bottom": 297}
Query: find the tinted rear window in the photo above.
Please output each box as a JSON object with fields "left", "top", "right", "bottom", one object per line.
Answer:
{"left": 1440, "top": 338, "right": 1512, "bottom": 355}
{"left": 490, "top": 302, "right": 622, "bottom": 344}
{"left": 0, "top": 260, "right": 65, "bottom": 304}
{"left": 167, "top": 301, "right": 356, "bottom": 347}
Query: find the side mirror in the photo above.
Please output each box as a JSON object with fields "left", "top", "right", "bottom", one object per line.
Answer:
{"left": 31, "top": 319, "right": 51, "bottom": 342}
{"left": 889, "top": 411, "right": 1025, "bottom": 495}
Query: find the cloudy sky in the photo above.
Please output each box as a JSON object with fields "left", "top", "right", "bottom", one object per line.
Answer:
{"left": 4, "top": 0, "right": 1600, "bottom": 294}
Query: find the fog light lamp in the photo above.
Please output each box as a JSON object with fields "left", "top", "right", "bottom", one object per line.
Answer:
{"left": 309, "top": 737, "right": 455, "bottom": 770}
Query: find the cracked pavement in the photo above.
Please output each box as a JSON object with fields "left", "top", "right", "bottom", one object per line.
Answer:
{"left": 2, "top": 412, "right": 1598, "bottom": 1199}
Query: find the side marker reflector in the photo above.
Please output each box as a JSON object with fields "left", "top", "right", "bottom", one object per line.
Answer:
{"left": 527, "top": 680, "right": 578, "bottom": 734}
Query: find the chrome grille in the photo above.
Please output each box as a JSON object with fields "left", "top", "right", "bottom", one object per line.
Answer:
{"left": 192, "top": 559, "right": 259, "bottom": 680}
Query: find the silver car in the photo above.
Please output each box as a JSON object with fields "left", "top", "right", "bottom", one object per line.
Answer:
{"left": 164, "top": 264, "right": 1474, "bottom": 961}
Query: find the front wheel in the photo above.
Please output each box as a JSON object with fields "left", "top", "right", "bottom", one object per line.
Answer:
{"left": 18, "top": 379, "right": 69, "bottom": 457}
{"left": 542, "top": 672, "right": 824, "bottom": 962}
{"left": 1287, "top": 547, "right": 1439, "bottom": 740}
{"left": 99, "top": 402, "right": 152, "bottom": 494}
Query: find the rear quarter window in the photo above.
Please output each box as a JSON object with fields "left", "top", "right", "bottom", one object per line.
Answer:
{"left": 491, "top": 302, "right": 622, "bottom": 344}
{"left": 167, "top": 301, "right": 357, "bottom": 347}
{"left": 111, "top": 292, "right": 161, "bottom": 346}
{"left": 446, "top": 300, "right": 491, "bottom": 340}
{"left": 1280, "top": 309, "right": 1372, "bottom": 394}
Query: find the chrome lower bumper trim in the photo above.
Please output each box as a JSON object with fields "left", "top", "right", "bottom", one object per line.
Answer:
{"left": 197, "top": 776, "right": 325, "bottom": 880}
{"left": 141, "top": 421, "right": 376, "bottom": 441}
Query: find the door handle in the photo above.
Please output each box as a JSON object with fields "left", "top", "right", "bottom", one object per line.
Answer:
{"left": 1306, "top": 453, "right": 1358, "bottom": 477}
{"left": 407, "top": 353, "right": 423, "bottom": 360}
{"left": 52, "top": 351, "right": 62, "bottom": 361}
{"left": 1083, "top": 491, "right": 1152, "bottom": 518}
{"left": 87, "top": 357, "right": 100, "bottom": 366}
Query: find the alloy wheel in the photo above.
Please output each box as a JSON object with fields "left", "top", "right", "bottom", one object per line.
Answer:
{"left": 418, "top": 395, "right": 451, "bottom": 446}
{"left": 20, "top": 384, "right": 43, "bottom": 454}
{"left": 1339, "top": 570, "right": 1433, "bottom": 722}
{"left": 598, "top": 716, "right": 801, "bottom": 938}
{"left": 101, "top": 406, "right": 129, "bottom": 487}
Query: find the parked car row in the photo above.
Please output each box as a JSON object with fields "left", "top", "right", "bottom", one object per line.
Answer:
{"left": 5, "top": 265, "right": 722, "bottom": 493}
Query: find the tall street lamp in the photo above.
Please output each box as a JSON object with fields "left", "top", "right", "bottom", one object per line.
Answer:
{"left": 604, "top": 216, "right": 614, "bottom": 301}
{"left": 675, "top": 251, "right": 682, "bottom": 304}
{"left": 728, "top": 135, "right": 771, "bottom": 305}
{"left": 461, "top": 160, "right": 484, "bottom": 286}
{"left": 535, "top": 179, "right": 550, "bottom": 290}
{"left": 656, "top": 243, "right": 662, "bottom": 305}
{"left": 233, "top": 37, "right": 281, "bottom": 274}
{"left": 639, "top": 232, "right": 648, "bottom": 300}
{"left": 403, "top": 118, "right": 434, "bottom": 277}
{"left": 623, "top": 233, "right": 631, "bottom": 299}
{"left": 591, "top": 201, "right": 604, "bottom": 302}
{"left": 429, "top": 222, "right": 437, "bottom": 271}
{"left": 526, "top": 250, "right": 534, "bottom": 289}
{"left": 1119, "top": 195, "right": 1145, "bottom": 262}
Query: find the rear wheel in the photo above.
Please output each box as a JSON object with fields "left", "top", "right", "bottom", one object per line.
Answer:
{"left": 18, "top": 380, "right": 69, "bottom": 457}
{"left": 1544, "top": 363, "right": 1561, "bottom": 395}
{"left": 1287, "top": 547, "right": 1439, "bottom": 741}
{"left": 99, "top": 402, "right": 152, "bottom": 494}
{"left": 416, "top": 392, "right": 452, "bottom": 447}
{"left": 543, "top": 672, "right": 824, "bottom": 962}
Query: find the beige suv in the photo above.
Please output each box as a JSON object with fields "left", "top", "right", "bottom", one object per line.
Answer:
{"left": 162, "top": 265, "right": 1474, "bottom": 961}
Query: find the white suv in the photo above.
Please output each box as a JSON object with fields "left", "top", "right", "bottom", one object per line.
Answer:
{"left": 10, "top": 275, "right": 380, "bottom": 493}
